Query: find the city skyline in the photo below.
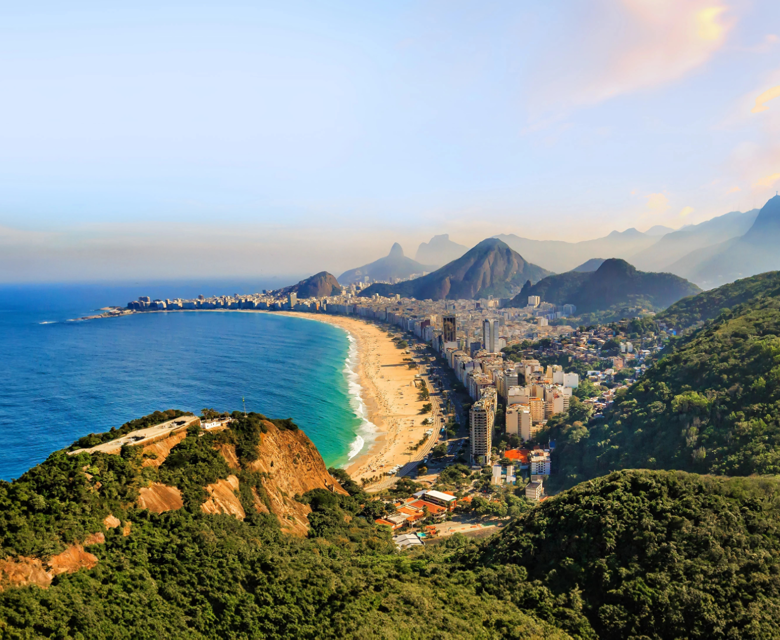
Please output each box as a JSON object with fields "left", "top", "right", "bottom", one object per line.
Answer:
{"left": 1, "top": 0, "right": 779, "bottom": 281}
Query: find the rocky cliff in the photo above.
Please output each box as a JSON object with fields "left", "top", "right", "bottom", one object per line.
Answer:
{"left": 0, "top": 411, "right": 346, "bottom": 590}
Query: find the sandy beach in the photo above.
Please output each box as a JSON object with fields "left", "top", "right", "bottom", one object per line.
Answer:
{"left": 274, "top": 312, "right": 436, "bottom": 485}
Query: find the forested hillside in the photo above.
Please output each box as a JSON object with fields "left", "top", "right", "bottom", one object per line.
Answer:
{"left": 657, "top": 269, "right": 780, "bottom": 331}
{"left": 509, "top": 259, "right": 700, "bottom": 314}
{"left": 546, "top": 295, "right": 780, "bottom": 487}
{"left": 477, "top": 470, "right": 780, "bottom": 640}
{"left": 0, "top": 411, "right": 566, "bottom": 640}
{"left": 3, "top": 412, "right": 780, "bottom": 638}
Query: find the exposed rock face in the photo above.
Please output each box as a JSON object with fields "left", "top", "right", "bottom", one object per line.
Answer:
{"left": 246, "top": 421, "right": 348, "bottom": 535}
{"left": 141, "top": 430, "right": 189, "bottom": 468}
{"left": 137, "top": 483, "right": 184, "bottom": 513}
{"left": 200, "top": 475, "right": 245, "bottom": 519}
{"left": 103, "top": 514, "right": 121, "bottom": 529}
{"left": 134, "top": 421, "right": 346, "bottom": 535}
{"left": 0, "top": 543, "right": 100, "bottom": 591}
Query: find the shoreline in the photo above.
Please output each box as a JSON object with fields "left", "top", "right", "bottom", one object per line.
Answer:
{"left": 270, "top": 311, "right": 430, "bottom": 484}
{"left": 69, "top": 307, "right": 431, "bottom": 486}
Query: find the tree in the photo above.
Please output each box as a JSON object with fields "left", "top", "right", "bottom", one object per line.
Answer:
{"left": 431, "top": 444, "right": 448, "bottom": 458}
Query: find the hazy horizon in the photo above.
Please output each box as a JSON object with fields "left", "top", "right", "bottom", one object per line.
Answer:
{"left": 1, "top": 1, "right": 779, "bottom": 282}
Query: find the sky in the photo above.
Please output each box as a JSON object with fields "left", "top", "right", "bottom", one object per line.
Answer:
{"left": 1, "top": 0, "right": 780, "bottom": 282}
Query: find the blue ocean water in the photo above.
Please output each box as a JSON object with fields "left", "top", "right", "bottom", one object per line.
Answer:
{"left": 0, "top": 281, "right": 369, "bottom": 481}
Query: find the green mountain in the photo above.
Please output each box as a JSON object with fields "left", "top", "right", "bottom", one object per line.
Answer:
{"left": 360, "top": 238, "right": 551, "bottom": 301}
{"left": 479, "top": 469, "right": 780, "bottom": 640}
{"left": 279, "top": 271, "right": 342, "bottom": 298}
{"left": 0, "top": 410, "right": 566, "bottom": 640}
{"left": 509, "top": 259, "right": 701, "bottom": 313}
{"left": 3, "top": 411, "right": 780, "bottom": 638}
{"left": 657, "top": 270, "right": 780, "bottom": 332}
{"left": 338, "top": 243, "right": 433, "bottom": 285}
{"left": 547, "top": 292, "right": 780, "bottom": 488}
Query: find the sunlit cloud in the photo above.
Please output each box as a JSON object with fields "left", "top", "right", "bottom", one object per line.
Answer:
{"left": 753, "top": 172, "right": 780, "bottom": 188}
{"left": 646, "top": 192, "right": 670, "bottom": 211}
{"left": 752, "top": 85, "right": 780, "bottom": 113}
{"left": 679, "top": 206, "right": 695, "bottom": 217}
{"left": 526, "top": 1, "right": 733, "bottom": 122}
{"left": 727, "top": 186, "right": 741, "bottom": 194}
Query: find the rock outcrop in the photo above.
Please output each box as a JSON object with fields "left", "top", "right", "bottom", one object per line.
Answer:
{"left": 137, "top": 483, "right": 184, "bottom": 513}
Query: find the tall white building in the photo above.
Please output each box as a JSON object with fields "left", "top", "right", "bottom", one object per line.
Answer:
{"left": 482, "top": 318, "right": 498, "bottom": 353}
{"left": 470, "top": 397, "right": 495, "bottom": 465}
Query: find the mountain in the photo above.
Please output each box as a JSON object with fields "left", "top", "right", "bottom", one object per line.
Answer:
{"left": 359, "top": 238, "right": 551, "bottom": 301}
{"left": 338, "top": 243, "right": 433, "bottom": 285}
{"left": 630, "top": 209, "right": 759, "bottom": 275}
{"left": 0, "top": 409, "right": 568, "bottom": 639}
{"left": 509, "top": 259, "right": 701, "bottom": 314}
{"left": 414, "top": 234, "right": 469, "bottom": 267}
{"left": 3, "top": 409, "right": 780, "bottom": 638}
{"left": 657, "top": 270, "right": 780, "bottom": 331}
{"left": 571, "top": 258, "right": 605, "bottom": 272}
{"left": 643, "top": 224, "right": 675, "bottom": 236}
{"left": 495, "top": 228, "right": 658, "bottom": 273}
{"left": 278, "top": 272, "right": 342, "bottom": 298}
{"left": 676, "top": 197, "right": 780, "bottom": 288}
{"left": 480, "top": 469, "right": 780, "bottom": 640}
{"left": 547, "top": 288, "right": 780, "bottom": 488}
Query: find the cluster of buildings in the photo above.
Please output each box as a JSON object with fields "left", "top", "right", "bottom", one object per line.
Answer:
{"left": 376, "top": 489, "right": 458, "bottom": 531}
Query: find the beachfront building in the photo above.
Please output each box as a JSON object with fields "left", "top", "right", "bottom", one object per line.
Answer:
{"left": 470, "top": 395, "right": 495, "bottom": 465}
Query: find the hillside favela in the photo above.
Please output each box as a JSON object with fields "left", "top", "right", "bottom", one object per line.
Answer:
{"left": 3, "top": 3, "right": 780, "bottom": 640}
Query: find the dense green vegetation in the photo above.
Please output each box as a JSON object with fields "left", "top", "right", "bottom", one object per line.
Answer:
{"left": 476, "top": 469, "right": 780, "bottom": 640}
{"left": 0, "top": 413, "right": 569, "bottom": 640}
{"left": 547, "top": 295, "right": 780, "bottom": 487}
{"left": 657, "top": 269, "right": 780, "bottom": 331}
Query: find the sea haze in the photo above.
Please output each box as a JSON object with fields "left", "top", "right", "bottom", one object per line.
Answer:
{"left": 0, "top": 282, "right": 364, "bottom": 480}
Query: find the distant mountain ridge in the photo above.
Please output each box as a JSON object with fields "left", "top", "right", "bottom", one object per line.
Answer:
{"left": 630, "top": 209, "right": 759, "bottom": 275}
{"left": 510, "top": 259, "right": 701, "bottom": 313}
{"left": 679, "top": 196, "right": 780, "bottom": 288}
{"left": 495, "top": 228, "right": 658, "bottom": 273}
{"left": 277, "top": 272, "right": 342, "bottom": 299}
{"left": 338, "top": 243, "right": 433, "bottom": 285}
{"left": 414, "top": 234, "right": 469, "bottom": 267}
{"left": 360, "top": 238, "right": 550, "bottom": 300}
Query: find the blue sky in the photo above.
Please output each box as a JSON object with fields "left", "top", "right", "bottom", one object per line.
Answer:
{"left": 1, "top": 0, "right": 779, "bottom": 281}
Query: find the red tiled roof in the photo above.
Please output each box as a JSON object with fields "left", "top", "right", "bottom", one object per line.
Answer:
{"left": 409, "top": 500, "right": 447, "bottom": 514}
{"left": 504, "top": 449, "right": 531, "bottom": 463}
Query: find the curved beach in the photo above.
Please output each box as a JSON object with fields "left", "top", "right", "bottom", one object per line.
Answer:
{"left": 275, "top": 312, "right": 432, "bottom": 484}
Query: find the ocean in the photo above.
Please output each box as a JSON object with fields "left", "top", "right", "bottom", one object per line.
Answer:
{"left": 0, "top": 281, "right": 371, "bottom": 481}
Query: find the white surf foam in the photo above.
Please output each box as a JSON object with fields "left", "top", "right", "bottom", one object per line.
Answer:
{"left": 342, "top": 332, "right": 377, "bottom": 461}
